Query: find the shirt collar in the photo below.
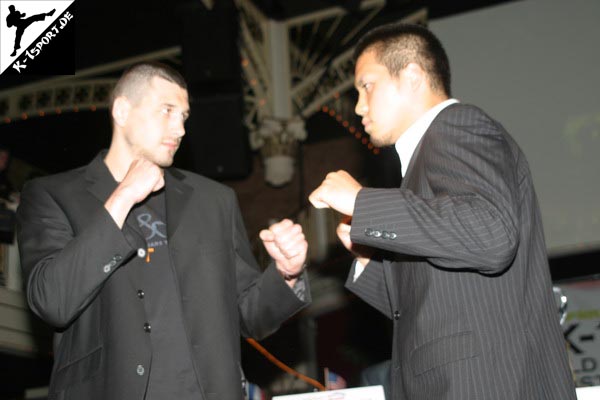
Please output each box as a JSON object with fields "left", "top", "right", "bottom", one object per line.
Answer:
{"left": 395, "top": 98, "right": 459, "bottom": 177}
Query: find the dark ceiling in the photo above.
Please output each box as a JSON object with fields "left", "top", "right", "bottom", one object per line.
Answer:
{"left": 0, "top": 0, "right": 517, "bottom": 89}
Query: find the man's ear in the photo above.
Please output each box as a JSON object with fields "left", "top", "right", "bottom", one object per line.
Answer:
{"left": 403, "top": 63, "right": 426, "bottom": 91}
{"left": 111, "top": 97, "right": 131, "bottom": 127}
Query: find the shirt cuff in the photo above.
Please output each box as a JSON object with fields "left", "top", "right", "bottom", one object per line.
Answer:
{"left": 353, "top": 258, "right": 366, "bottom": 282}
{"left": 291, "top": 275, "right": 306, "bottom": 301}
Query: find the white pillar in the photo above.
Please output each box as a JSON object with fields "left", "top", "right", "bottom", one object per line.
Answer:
{"left": 266, "top": 20, "right": 292, "bottom": 118}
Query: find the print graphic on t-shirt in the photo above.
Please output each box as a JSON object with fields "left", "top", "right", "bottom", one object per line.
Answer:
{"left": 137, "top": 212, "right": 167, "bottom": 248}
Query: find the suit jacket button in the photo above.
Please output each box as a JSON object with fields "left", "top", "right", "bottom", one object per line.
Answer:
{"left": 137, "top": 248, "right": 146, "bottom": 258}
{"left": 136, "top": 364, "right": 145, "bottom": 376}
{"left": 393, "top": 310, "right": 400, "bottom": 320}
{"left": 382, "top": 231, "right": 390, "bottom": 239}
{"left": 103, "top": 259, "right": 117, "bottom": 273}
{"left": 389, "top": 232, "right": 397, "bottom": 240}
{"left": 137, "top": 290, "right": 145, "bottom": 299}
{"left": 373, "top": 230, "right": 382, "bottom": 238}
{"left": 114, "top": 254, "right": 123, "bottom": 262}
{"left": 365, "top": 228, "right": 373, "bottom": 237}
{"left": 143, "top": 322, "right": 151, "bottom": 333}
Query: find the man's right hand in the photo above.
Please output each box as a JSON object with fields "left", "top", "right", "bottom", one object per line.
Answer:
{"left": 308, "top": 170, "right": 362, "bottom": 216}
{"left": 104, "top": 159, "right": 164, "bottom": 228}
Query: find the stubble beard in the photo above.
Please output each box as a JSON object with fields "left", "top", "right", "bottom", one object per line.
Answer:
{"left": 367, "top": 129, "right": 396, "bottom": 148}
{"left": 140, "top": 146, "right": 178, "bottom": 169}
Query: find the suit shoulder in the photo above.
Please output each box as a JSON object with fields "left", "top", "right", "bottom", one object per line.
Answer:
{"left": 440, "top": 103, "right": 494, "bottom": 123}
{"left": 22, "top": 165, "right": 87, "bottom": 194}
{"left": 169, "top": 168, "right": 235, "bottom": 198}
{"left": 435, "top": 102, "right": 510, "bottom": 138}
{"left": 428, "top": 103, "right": 526, "bottom": 170}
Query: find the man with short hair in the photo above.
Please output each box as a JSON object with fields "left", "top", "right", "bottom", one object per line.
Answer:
{"left": 17, "top": 62, "right": 310, "bottom": 399}
{"left": 310, "top": 23, "right": 576, "bottom": 399}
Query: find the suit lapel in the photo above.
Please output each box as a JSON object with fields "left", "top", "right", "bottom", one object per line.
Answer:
{"left": 85, "top": 152, "right": 118, "bottom": 204}
{"left": 401, "top": 104, "right": 458, "bottom": 189}
{"left": 401, "top": 130, "right": 429, "bottom": 190}
{"left": 164, "top": 169, "right": 193, "bottom": 239}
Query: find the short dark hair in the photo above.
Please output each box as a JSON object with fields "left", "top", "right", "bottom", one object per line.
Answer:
{"left": 110, "top": 61, "right": 187, "bottom": 111}
{"left": 354, "top": 23, "right": 451, "bottom": 96}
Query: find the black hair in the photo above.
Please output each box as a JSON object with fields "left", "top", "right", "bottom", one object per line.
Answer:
{"left": 353, "top": 23, "right": 451, "bottom": 96}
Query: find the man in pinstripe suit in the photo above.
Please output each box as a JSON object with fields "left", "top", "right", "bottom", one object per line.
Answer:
{"left": 309, "top": 23, "right": 576, "bottom": 399}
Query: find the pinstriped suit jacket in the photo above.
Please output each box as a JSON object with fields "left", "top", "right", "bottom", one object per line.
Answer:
{"left": 346, "top": 103, "right": 576, "bottom": 400}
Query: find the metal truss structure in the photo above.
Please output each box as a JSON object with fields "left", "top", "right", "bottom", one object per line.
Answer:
{"left": 0, "top": 1, "right": 427, "bottom": 148}
{"left": 0, "top": 47, "right": 182, "bottom": 124}
{"left": 237, "top": 0, "right": 427, "bottom": 150}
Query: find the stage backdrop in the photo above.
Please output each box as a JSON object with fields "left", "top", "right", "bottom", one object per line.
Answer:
{"left": 430, "top": 0, "right": 600, "bottom": 257}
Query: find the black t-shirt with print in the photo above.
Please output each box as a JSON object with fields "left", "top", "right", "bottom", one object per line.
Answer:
{"left": 133, "top": 191, "right": 201, "bottom": 399}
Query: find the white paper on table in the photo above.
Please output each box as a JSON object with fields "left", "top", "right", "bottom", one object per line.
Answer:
{"left": 576, "top": 385, "right": 600, "bottom": 400}
{"left": 273, "top": 385, "right": 385, "bottom": 400}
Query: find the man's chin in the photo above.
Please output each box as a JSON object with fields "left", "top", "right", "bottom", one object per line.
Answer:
{"left": 368, "top": 131, "right": 397, "bottom": 147}
{"left": 157, "top": 150, "right": 179, "bottom": 168}
{"left": 158, "top": 160, "right": 174, "bottom": 168}
{"left": 153, "top": 155, "right": 175, "bottom": 169}
{"left": 369, "top": 136, "right": 390, "bottom": 148}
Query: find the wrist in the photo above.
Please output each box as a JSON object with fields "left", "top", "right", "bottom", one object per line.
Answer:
{"left": 281, "top": 263, "right": 307, "bottom": 281}
{"left": 104, "top": 187, "right": 136, "bottom": 228}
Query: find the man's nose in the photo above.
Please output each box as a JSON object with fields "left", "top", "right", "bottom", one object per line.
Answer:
{"left": 171, "top": 117, "right": 186, "bottom": 138}
{"left": 355, "top": 95, "right": 367, "bottom": 116}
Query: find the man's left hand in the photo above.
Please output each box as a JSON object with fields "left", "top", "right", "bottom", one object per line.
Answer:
{"left": 259, "top": 219, "right": 308, "bottom": 283}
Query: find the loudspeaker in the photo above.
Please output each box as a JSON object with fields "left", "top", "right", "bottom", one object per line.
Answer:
{"left": 181, "top": 3, "right": 241, "bottom": 86}
{"left": 176, "top": 92, "right": 251, "bottom": 180}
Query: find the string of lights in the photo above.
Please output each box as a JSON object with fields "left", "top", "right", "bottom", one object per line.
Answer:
{"left": 320, "top": 104, "right": 379, "bottom": 155}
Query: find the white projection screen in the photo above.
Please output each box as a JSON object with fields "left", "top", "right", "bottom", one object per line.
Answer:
{"left": 429, "top": 0, "right": 600, "bottom": 257}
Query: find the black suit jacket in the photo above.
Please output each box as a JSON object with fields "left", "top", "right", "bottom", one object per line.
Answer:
{"left": 346, "top": 104, "right": 576, "bottom": 399}
{"left": 17, "top": 153, "right": 310, "bottom": 400}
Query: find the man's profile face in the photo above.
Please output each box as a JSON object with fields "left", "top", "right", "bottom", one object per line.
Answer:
{"left": 121, "top": 77, "right": 190, "bottom": 168}
{"left": 354, "top": 50, "right": 416, "bottom": 146}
